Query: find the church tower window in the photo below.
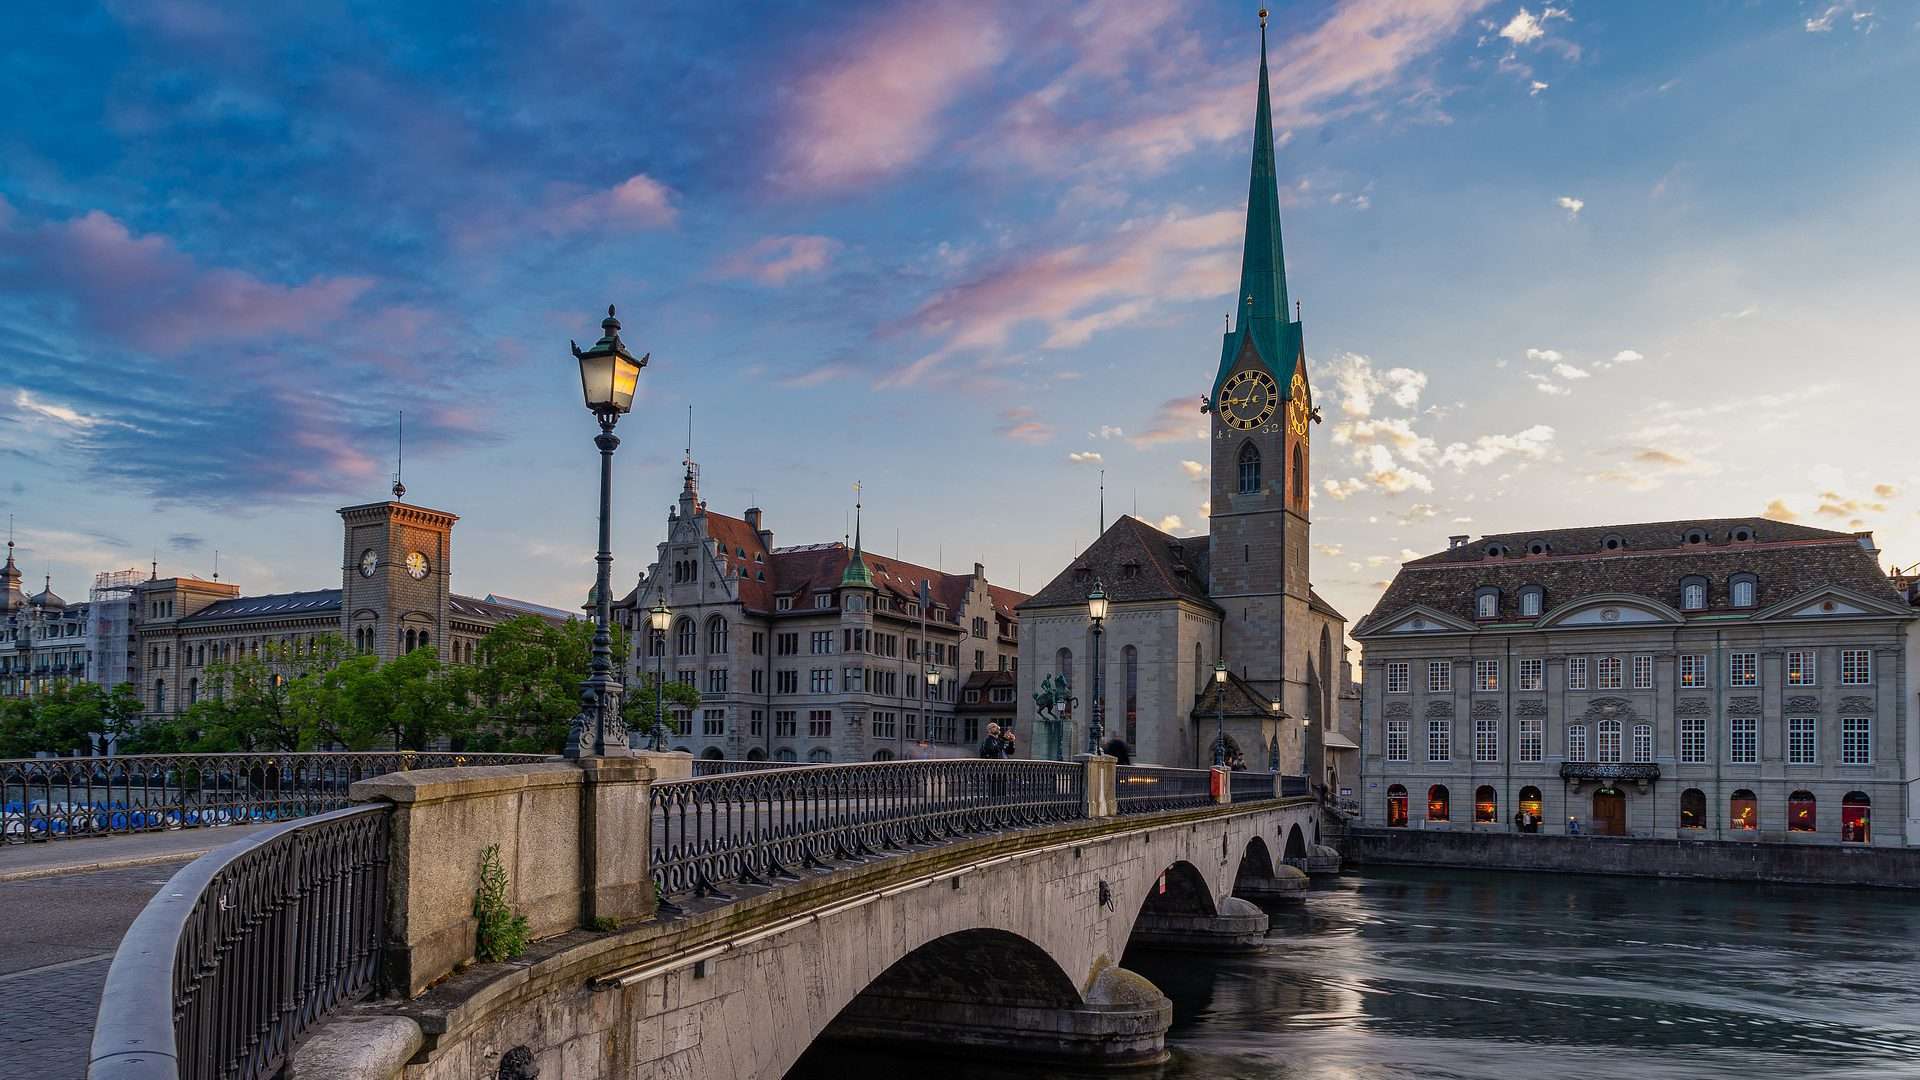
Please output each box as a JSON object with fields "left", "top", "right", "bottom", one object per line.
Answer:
{"left": 1291, "top": 444, "right": 1305, "bottom": 504}
{"left": 1237, "top": 443, "right": 1261, "bottom": 494}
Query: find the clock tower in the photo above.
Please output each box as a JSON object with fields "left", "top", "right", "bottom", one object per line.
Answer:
{"left": 339, "top": 485, "right": 457, "bottom": 662}
{"left": 1207, "top": 13, "right": 1314, "bottom": 699}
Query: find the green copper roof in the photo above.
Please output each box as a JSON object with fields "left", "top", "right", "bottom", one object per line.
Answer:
{"left": 841, "top": 503, "right": 873, "bottom": 588}
{"left": 1213, "top": 21, "right": 1302, "bottom": 403}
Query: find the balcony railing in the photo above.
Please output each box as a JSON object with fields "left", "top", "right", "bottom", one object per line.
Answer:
{"left": 1558, "top": 762, "right": 1661, "bottom": 781}
{"left": 1115, "top": 765, "right": 1215, "bottom": 814}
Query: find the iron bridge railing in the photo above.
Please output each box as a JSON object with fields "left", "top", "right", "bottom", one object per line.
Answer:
{"left": 1229, "top": 769, "right": 1277, "bottom": 803}
{"left": 690, "top": 758, "right": 811, "bottom": 777}
{"left": 650, "top": 759, "right": 1086, "bottom": 898}
{"left": 1115, "top": 765, "right": 1215, "bottom": 814}
{"left": 1280, "top": 773, "right": 1310, "bottom": 798}
{"left": 2, "top": 751, "right": 551, "bottom": 844}
{"left": 87, "top": 803, "right": 391, "bottom": 1080}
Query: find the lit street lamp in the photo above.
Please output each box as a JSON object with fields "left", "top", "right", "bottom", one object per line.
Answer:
{"left": 564, "top": 306, "right": 647, "bottom": 759}
{"left": 1268, "top": 699, "right": 1283, "bottom": 772}
{"left": 1212, "top": 659, "right": 1228, "bottom": 767}
{"left": 1086, "top": 582, "right": 1108, "bottom": 756}
{"left": 926, "top": 664, "right": 941, "bottom": 743}
{"left": 647, "top": 598, "right": 672, "bottom": 751}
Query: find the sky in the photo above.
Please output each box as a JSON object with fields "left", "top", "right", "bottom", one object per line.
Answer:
{"left": 1, "top": 0, "right": 1916, "bottom": 638}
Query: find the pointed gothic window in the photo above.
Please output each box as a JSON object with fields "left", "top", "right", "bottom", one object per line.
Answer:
{"left": 1237, "top": 442, "right": 1261, "bottom": 494}
{"left": 1292, "top": 444, "right": 1305, "bottom": 503}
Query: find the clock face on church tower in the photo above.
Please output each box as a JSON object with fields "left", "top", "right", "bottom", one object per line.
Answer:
{"left": 1287, "top": 371, "right": 1311, "bottom": 438}
{"left": 1220, "top": 369, "right": 1279, "bottom": 430}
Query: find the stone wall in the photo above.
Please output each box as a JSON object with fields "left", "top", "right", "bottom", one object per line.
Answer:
{"left": 1345, "top": 825, "right": 1920, "bottom": 889}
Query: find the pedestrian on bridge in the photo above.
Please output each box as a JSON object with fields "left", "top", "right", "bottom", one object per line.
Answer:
{"left": 979, "top": 723, "right": 1009, "bottom": 759}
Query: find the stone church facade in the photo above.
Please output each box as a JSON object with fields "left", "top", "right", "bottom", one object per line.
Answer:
{"left": 1017, "top": 24, "right": 1352, "bottom": 777}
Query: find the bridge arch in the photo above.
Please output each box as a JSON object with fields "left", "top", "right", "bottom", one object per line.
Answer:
{"left": 1234, "top": 835, "right": 1277, "bottom": 894}
{"left": 1284, "top": 822, "right": 1308, "bottom": 861}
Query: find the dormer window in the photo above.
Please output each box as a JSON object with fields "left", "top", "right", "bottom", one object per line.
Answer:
{"left": 1680, "top": 576, "right": 1709, "bottom": 611}
{"left": 1730, "top": 526, "right": 1754, "bottom": 542}
{"left": 1122, "top": 562, "right": 1141, "bottom": 580}
{"left": 1683, "top": 528, "right": 1709, "bottom": 545}
{"left": 776, "top": 595, "right": 792, "bottom": 611}
{"left": 1729, "top": 573, "right": 1757, "bottom": 608}
{"left": 1601, "top": 534, "right": 1625, "bottom": 552}
{"left": 1475, "top": 587, "right": 1500, "bottom": 619}
{"left": 1485, "top": 543, "right": 1510, "bottom": 559}
{"left": 815, "top": 593, "right": 832, "bottom": 609}
{"left": 1525, "top": 539, "right": 1551, "bottom": 556}
{"left": 1519, "top": 586, "right": 1544, "bottom": 617}
{"left": 1074, "top": 567, "right": 1092, "bottom": 585}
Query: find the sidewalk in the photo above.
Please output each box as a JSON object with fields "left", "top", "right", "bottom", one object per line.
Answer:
{"left": 0, "top": 824, "right": 276, "bottom": 883}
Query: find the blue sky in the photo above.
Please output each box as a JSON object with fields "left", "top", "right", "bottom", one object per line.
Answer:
{"left": 2, "top": 0, "right": 1915, "bottom": 632}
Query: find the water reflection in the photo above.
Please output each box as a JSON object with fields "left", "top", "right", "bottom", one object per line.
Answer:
{"left": 790, "top": 868, "right": 1920, "bottom": 1080}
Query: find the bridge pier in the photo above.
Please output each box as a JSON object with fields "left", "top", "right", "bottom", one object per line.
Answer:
{"left": 1129, "top": 895, "right": 1269, "bottom": 951}
{"left": 816, "top": 965, "right": 1172, "bottom": 1066}
{"left": 1234, "top": 863, "right": 1310, "bottom": 904}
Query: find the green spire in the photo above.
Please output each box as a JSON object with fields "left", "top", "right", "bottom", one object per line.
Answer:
{"left": 1215, "top": 12, "right": 1298, "bottom": 400}
{"left": 841, "top": 488, "right": 873, "bottom": 588}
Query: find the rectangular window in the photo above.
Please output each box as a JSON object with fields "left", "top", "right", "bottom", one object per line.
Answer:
{"left": 1519, "top": 717, "right": 1543, "bottom": 762}
{"left": 702, "top": 709, "right": 725, "bottom": 736}
{"left": 706, "top": 669, "right": 728, "bottom": 694}
{"left": 670, "top": 710, "right": 692, "bottom": 736}
{"left": 1788, "top": 716, "right": 1817, "bottom": 765}
{"left": 1474, "top": 717, "right": 1498, "bottom": 762}
{"left": 810, "top": 631, "right": 833, "bottom": 655}
{"left": 750, "top": 669, "right": 765, "bottom": 693}
{"left": 1841, "top": 716, "right": 1871, "bottom": 765}
{"left": 1679, "top": 654, "right": 1707, "bottom": 688}
{"left": 777, "top": 633, "right": 799, "bottom": 656}
{"left": 1386, "top": 662, "right": 1410, "bottom": 694}
{"left": 750, "top": 632, "right": 765, "bottom": 656}
{"left": 1427, "top": 718, "right": 1450, "bottom": 762}
{"left": 1598, "top": 723, "right": 1621, "bottom": 763}
{"left": 1729, "top": 716, "right": 1757, "bottom": 764}
{"left": 1567, "top": 725, "right": 1588, "bottom": 763}
{"left": 844, "top": 666, "right": 864, "bottom": 693}
{"left": 809, "top": 668, "right": 832, "bottom": 693}
{"left": 1386, "top": 719, "right": 1409, "bottom": 762}
{"left": 814, "top": 593, "right": 831, "bottom": 609}
{"left": 1597, "top": 656, "right": 1623, "bottom": 690}
{"left": 1474, "top": 659, "right": 1499, "bottom": 692}
{"left": 776, "top": 670, "right": 797, "bottom": 694}
{"left": 1680, "top": 717, "right": 1706, "bottom": 763}
{"left": 872, "top": 711, "right": 896, "bottom": 738}
{"left": 1840, "top": 649, "right": 1872, "bottom": 685}
{"left": 676, "top": 669, "right": 694, "bottom": 687}
{"left": 1567, "top": 657, "right": 1588, "bottom": 690}
{"left": 1428, "top": 661, "right": 1451, "bottom": 693}
{"left": 1632, "top": 724, "right": 1652, "bottom": 763}
{"left": 1518, "top": 658, "right": 1543, "bottom": 691}
{"left": 1729, "top": 652, "right": 1757, "bottom": 687}
{"left": 1632, "top": 655, "right": 1653, "bottom": 690}
{"left": 1786, "top": 650, "right": 1816, "bottom": 686}
{"left": 750, "top": 710, "right": 764, "bottom": 736}
{"left": 776, "top": 596, "right": 792, "bottom": 611}
{"left": 808, "top": 710, "right": 832, "bottom": 738}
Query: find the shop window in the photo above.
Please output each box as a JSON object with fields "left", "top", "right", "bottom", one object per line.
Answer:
{"left": 1841, "top": 793, "right": 1871, "bottom": 844}
{"left": 1730, "top": 789, "right": 1757, "bottom": 831}
{"left": 1787, "top": 790, "right": 1816, "bottom": 833}
{"left": 1387, "top": 785, "right": 1408, "bottom": 828}
{"left": 1679, "top": 788, "right": 1706, "bottom": 830}
{"left": 1473, "top": 786, "right": 1497, "bottom": 823}
{"left": 1426, "top": 784, "right": 1450, "bottom": 823}
{"left": 1517, "top": 787, "right": 1542, "bottom": 832}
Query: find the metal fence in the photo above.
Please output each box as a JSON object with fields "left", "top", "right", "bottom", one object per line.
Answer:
{"left": 1280, "top": 773, "right": 1309, "bottom": 798}
{"left": 650, "top": 759, "right": 1086, "bottom": 898}
{"left": 1115, "top": 765, "right": 1215, "bottom": 814}
{"left": 1229, "top": 769, "right": 1277, "bottom": 803}
{"left": 689, "top": 758, "right": 812, "bottom": 777}
{"left": 88, "top": 803, "right": 392, "bottom": 1080}
{"left": 2, "top": 751, "right": 551, "bottom": 844}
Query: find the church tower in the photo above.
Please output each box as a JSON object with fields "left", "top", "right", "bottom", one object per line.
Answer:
{"left": 1208, "top": 11, "right": 1314, "bottom": 696}
{"left": 339, "top": 482, "right": 457, "bottom": 663}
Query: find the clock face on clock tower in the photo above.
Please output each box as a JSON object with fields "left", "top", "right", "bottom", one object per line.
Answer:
{"left": 1287, "top": 371, "right": 1311, "bottom": 438}
{"left": 1220, "top": 368, "right": 1279, "bottom": 430}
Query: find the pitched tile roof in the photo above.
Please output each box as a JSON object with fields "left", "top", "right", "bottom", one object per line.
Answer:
{"left": 1020, "top": 516, "right": 1216, "bottom": 611}
{"left": 180, "top": 589, "right": 343, "bottom": 623}
{"left": 1359, "top": 517, "right": 1902, "bottom": 633}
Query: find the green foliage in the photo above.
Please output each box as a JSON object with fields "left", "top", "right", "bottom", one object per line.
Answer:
{"left": 460, "top": 616, "right": 628, "bottom": 754}
{"left": 621, "top": 678, "right": 700, "bottom": 746}
{"left": 589, "top": 915, "right": 619, "bottom": 933}
{"left": 0, "top": 681, "right": 144, "bottom": 757}
{"left": 473, "top": 843, "right": 530, "bottom": 962}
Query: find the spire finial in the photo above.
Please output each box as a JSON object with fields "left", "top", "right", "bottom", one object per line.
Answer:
{"left": 391, "top": 410, "right": 406, "bottom": 500}
{"left": 1259, "top": 6, "right": 1268, "bottom": 30}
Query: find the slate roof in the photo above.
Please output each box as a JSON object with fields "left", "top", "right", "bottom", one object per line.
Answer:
{"left": 451, "top": 594, "right": 548, "bottom": 624}
{"left": 1358, "top": 517, "right": 1903, "bottom": 633}
{"left": 956, "top": 670, "right": 1017, "bottom": 713}
{"left": 1020, "top": 516, "right": 1216, "bottom": 611}
{"left": 181, "top": 589, "right": 343, "bottom": 623}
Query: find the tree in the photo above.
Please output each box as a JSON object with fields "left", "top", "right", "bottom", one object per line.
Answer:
{"left": 0, "top": 682, "right": 145, "bottom": 757}
{"left": 461, "top": 616, "right": 630, "bottom": 754}
{"left": 623, "top": 678, "right": 700, "bottom": 746}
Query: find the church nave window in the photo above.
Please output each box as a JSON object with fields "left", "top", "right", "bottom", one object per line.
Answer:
{"left": 1237, "top": 442, "right": 1261, "bottom": 494}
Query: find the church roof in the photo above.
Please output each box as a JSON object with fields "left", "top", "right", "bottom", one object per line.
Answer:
{"left": 1358, "top": 517, "right": 1904, "bottom": 633}
{"left": 1019, "top": 516, "right": 1217, "bottom": 612}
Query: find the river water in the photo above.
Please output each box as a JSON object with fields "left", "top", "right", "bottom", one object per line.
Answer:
{"left": 791, "top": 868, "right": 1920, "bottom": 1079}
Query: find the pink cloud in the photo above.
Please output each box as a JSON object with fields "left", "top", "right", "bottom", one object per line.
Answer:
{"left": 1129, "top": 397, "right": 1206, "bottom": 448}
{"left": 718, "top": 235, "right": 840, "bottom": 285}
{"left": 542, "top": 173, "right": 677, "bottom": 232}
{"left": 779, "top": 6, "right": 1006, "bottom": 191}
{"left": 995, "top": 406, "right": 1055, "bottom": 445}
{"left": 0, "top": 207, "right": 371, "bottom": 353}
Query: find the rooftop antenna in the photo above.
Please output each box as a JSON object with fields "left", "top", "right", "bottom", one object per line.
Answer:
{"left": 1099, "top": 469, "right": 1106, "bottom": 534}
{"left": 391, "top": 411, "right": 406, "bottom": 500}
{"left": 213, "top": 549, "right": 220, "bottom": 582}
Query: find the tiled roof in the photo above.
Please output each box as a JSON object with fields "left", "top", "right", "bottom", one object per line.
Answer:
{"left": 956, "top": 669, "right": 1017, "bottom": 712}
{"left": 1020, "top": 516, "right": 1216, "bottom": 611}
{"left": 480, "top": 594, "right": 576, "bottom": 621}
{"left": 1359, "top": 517, "right": 1903, "bottom": 633}
{"left": 451, "top": 594, "right": 544, "bottom": 624}
{"left": 181, "top": 589, "right": 342, "bottom": 623}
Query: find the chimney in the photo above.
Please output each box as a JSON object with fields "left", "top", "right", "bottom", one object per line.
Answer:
{"left": 745, "top": 507, "right": 762, "bottom": 529}
{"left": 1854, "top": 531, "right": 1877, "bottom": 554}
{"left": 1447, "top": 535, "right": 1470, "bottom": 549}
{"left": 974, "top": 562, "right": 985, "bottom": 581}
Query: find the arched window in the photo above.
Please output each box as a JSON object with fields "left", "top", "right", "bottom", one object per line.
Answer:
{"left": 871, "top": 749, "right": 895, "bottom": 761}
{"left": 808, "top": 747, "right": 833, "bottom": 763}
{"left": 1193, "top": 642, "right": 1203, "bottom": 690}
{"left": 675, "top": 617, "right": 697, "bottom": 655}
{"left": 1842, "top": 792, "right": 1871, "bottom": 844}
{"left": 1598, "top": 719, "right": 1622, "bottom": 763}
{"left": 419, "top": 630, "right": 430, "bottom": 650}
{"left": 1680, "top": 788, "right": 1706, "bottom": 830}
{"left": 1237, "top": 442, "right": 1261, "bottom": 494}
{"left": 1123, "top": 644, "right": 1138, "bottom": 748}
{"left": 186, "top": 678, "right": 198, "bottom": 705}
{"left": 1386, "top": 784, "right": 1408, "bottom": 827}
{"left": 1730, "top": 789, "right": 1757, "bottom": 831}
{"left": 1474, "top": 786, "right": 1497, "bottom": 823}
{"left": 1291, "top": 444, "right": 1305, "bottom": 502}
{"left": 1729, "top": 573, "right": 1757, "bottom": 608}
{"left": 706, "top": 615, "right": 728, "bottom": 654}
{"left": 1519, "top": 586, "right": 1544, "bottom": 617}
{"left": 1681, "top": 578, "right": 1707, "bottom": 611}
{"left": 404, "top": 629, "right": 417, "bottom": 652}
{"left": 775, "top": 747, "right": 797, "bottom": 762}
{"left": 1427, "top": 785, "right": 1450, "bottom": 822}
{"left": 699, "top": 746, "right": 724, "bottom": 760}
{"left": 1518, "top": 786, "right": 1542, "bottom": 831}
{"left": 1475, "top": 587, "right": 1499, "bottom": 619}
{"left": 1788, "top": 790, "right": 1816, "bottom": 833}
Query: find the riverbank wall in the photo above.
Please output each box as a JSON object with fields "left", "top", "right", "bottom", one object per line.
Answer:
{"left": 1343, "top": 826, "right": 1920, "bottom": 889}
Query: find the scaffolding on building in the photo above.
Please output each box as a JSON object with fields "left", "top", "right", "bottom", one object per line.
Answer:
{"left": 87, "top": 569, "right": 144, "bottom": 690}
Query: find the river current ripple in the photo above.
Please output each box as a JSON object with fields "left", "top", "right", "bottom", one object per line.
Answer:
{"left": 793, "top": 868, "right": 1920, "bottom": 1079}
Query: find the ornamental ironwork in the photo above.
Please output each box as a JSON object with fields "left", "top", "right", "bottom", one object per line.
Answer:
{"left": 1116, "top": 765, "right": 1216, "bottom": 814}
{"left": 1558, "top": 762, "right": 1661, "bottom": 781}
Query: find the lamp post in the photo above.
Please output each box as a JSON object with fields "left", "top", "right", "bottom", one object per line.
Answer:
{"left": 1212, "top": 659, "right": 1228, "bottom": 767}
{"left": 564, "top": 306, "right": 647, "bottom": 759}
{"left": 1268, "top": 699, "right": 1283, "bottom": 772}
{"left": 1086, "top": 582, "right": 1108, "bottom": 756}
{"left": 647, "top": 598, "right": 672, "bottom": 751}
{"left": 926, "top": 664, "right": 940, "bottom": 744}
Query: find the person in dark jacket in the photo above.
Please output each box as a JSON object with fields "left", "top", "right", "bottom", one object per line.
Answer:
{"left": 979, "top": 722, "right": 1007, "bottom": 758}
{"left": 1103, "top": 738, "right": 1132, "bottom": 765}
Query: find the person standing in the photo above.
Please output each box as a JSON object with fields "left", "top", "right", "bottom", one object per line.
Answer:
{"left": 979, "top": 722, "right": 1007, "bottom": 759}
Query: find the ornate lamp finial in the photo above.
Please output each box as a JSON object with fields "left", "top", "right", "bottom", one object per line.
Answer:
{"left": 1259, "top": 7, "right": 1268, "bottom": 29}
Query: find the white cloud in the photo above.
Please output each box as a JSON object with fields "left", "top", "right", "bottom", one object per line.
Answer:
{"left": 1155, "top": 514, "right": 1184, "bottom": 533}
{"left": 1529, "top": 374, "right": 1572, "bottom": 396}
{"left": 1323, "top": 478, "right": 1368, "bottom": 501}
{"left": 1333, "top": 417, "right": 1437, "bottom": 465}
{"left": 1328, "top": 353, "right": 1427, "bottom": 418}
{"left": 1090, "top": 425, "right": 1124, "bottom": 439}
{"left": 1438, "top": 425, "right": 1556, "bottom": 469}
{"left": 1600, "top": 349, "right": 1642, "bottom": 369}
{"left": 1179, "top": 459, "right": 1206, "bottom": 480}
{"left": 1499, "top": 8, "right": 1548, "bottom": 45}
{"left": 1556, "top": 195, "right": 1584, "bottom": 218}
{"left": 1551, "top": 362, "right": 1590, "bottom": 380}
{"left": 1524, "top": 347, "right": 1563, "bottom": 363}
{"left": 1529, "top": 80, "right": 1550, "bottom": 95}
{"left": 1067, "top": 451, "right": 1103, "bottom": 464}
{"left": 1314, "top": 543, "right": 1344, "bottom": 557}
{"left": 13, "top": 389, "right": 113, "bottom": 430}
{"left": 1361, "top": 444, "right": 1434, "bottom": 494}
{"left": 1805, "top": 3, "right": 1873, "bottom": 32}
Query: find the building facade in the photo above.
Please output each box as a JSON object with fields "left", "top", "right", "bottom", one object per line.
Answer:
{"left": 1017, "top": 24, "right": 1352, "bottom": 775}
{"left": 1354, "top": 518, "right": 1920, "bottom": 846}
{"left": 0, "top": 543, "right": 93, "bottom": 697}
{"left": 611, "top": 467, "right": 1025, "bottom": 762}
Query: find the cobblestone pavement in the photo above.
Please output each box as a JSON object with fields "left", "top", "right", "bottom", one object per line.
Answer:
{"left": 0, "top": 861, "right": 193, "bottom": 1079}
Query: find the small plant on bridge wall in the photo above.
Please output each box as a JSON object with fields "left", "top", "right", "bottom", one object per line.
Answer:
{"left": 474, "top": 844, "right": 530, "bottom": 962}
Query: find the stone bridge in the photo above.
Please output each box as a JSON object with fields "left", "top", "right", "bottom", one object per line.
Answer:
{"left": 275, "top": 758, "right": 1333, "bottom": 1079}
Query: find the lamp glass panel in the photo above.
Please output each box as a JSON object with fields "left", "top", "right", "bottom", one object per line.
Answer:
{"left": 579, "top": 353, "right": 616, "bottom": 408}
{"left": 611, "top": 355, "right": 641, "bottom": 411}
